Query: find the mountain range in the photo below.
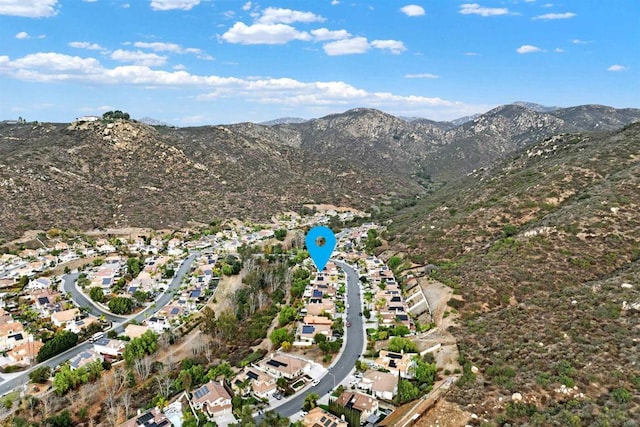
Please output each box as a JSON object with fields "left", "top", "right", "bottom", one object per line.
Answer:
{"left": 0, "top": 103, "right": 638, "bottom": 241}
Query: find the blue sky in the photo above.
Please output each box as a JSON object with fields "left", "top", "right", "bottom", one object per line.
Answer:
{"left": 1, "top": 0, "right": 638, "bottom": 125}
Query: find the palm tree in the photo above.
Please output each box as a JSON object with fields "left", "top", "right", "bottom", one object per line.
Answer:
{"left": 303, "top": 393, "right": 319, "bottom": 412}
{"left": 259, "top": 411, "right": 290, "bottom": 427}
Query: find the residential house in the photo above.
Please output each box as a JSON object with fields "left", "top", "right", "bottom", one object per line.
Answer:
{"left": 51, "top": 308, "right": 79, "bottom": 328}
{"left": 160, "top": 305, "right": 183, "bottom": 320}
{"left": 8, "top": 340, "right": 44, "bottom": 364}
{"left": 146, "top": 316, "right": 170, "bottom": 334}
{"left": 374, "top": 350, "right": 416, "bottom": 379}
{"left": 257, "top": 353, "right": 311, "bottom": 380}
{"left": 69, "top": 349, "right": 104, "bottom": 370}
{"left": 303, "top": 315, "right": 333, "bottom": 326}
{"left": 0, "top": 322, "right": 28, "bottom": 351}
{"left": 302, "top": 407, "right": 347, "bottom": 427}
{"left": 93, "top": 337, "right": 127, "bottom": 358}
{"left": 124, "top": 324, "right": 149, "bottom": 339}
{"left": 66, "top": 315, "right": 99, "bottom": 334}
{"left": 335, "top": 391, "right": 379, "bottom": 422}
{"left": 120, "top": 407, "right": 173, "bottom": 427}
{"left": 300, "top": 323, "right": 332, "bottom": 342}
{"left": 306, "top": 300, "right": 336, "bottom": 318}
{"left": 0, "top": 308, "right": 13, "bottom": 325}
{"left": 358, "top": 370, "right": 397, "bottom": 401}
{"left": 31, "top": 288, "right": 61, "bottom": 316}
{"left": 233, "top": 368, "right": 277, "bottom": 398}
{"left": 191, "top": 381, "right": 233, "bottom": 419}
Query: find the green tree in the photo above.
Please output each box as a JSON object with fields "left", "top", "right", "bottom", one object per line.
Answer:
{"left": 126, "top": 257, "right": 143, "bottom": 277}
{"left": 274, "top": 229, "right": 287, "bottom": 241}
{"left": 29, "top": 365, "right": 51, "bottom": 383}
{"left": 108, "top": 296, "right": 134, "bottom": 314}
{"left": 396, "top": 379, "right": 420, "bottom": 404}
{"left": 269, "top": 328, "right": 290, "bottom": 348}
{"left": 278, "top": 305, "right": 297, "bottom": 327}
{"left": 37, "top": 331, "right": 78, "bottom": 362}
{"left": 388, "top": 337, "right": 418, "bottom": 353}
{"left": 89, "top": 287, "right": 104, "bottom": 303}
{"left": 123, "top": 330, "right": 158, "bottom": 365}
{"left": 303, "top": 393, "right": 319, "bottom": 411}
{"left": 413, "top": 357, "right": 437, "bottom": 387}
{"left": 387, "top": 256, "right": 402, "bottom": 270}
{"left": 314, "top": 333, "right": 327, "bottom": 345}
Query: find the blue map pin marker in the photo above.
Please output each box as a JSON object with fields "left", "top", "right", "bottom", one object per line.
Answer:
{"left": 305, "top": 226, "right": 337, "bottom": 272}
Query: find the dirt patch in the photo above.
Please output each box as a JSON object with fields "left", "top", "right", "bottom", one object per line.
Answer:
{"left": 413, "top": 398, "right": 471, "bottom": 427}
{"left": 418, "top": 278, "right": 453, "bottom": 327}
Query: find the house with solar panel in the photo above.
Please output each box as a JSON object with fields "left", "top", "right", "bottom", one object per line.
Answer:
{"left": 190, "top": 380, "right": 234, "bottom": 423}
{"left": 299, "top": 323, "right": 333, "bottom": 343}
{"left": 374, "top": 350, "right": 417, "bottom": 379}
{"left": 302, "top": 407, "right": 348, "bottom": 427}
{"left": 335, "top": 391, "right": 380, "bottom": 423}
{"left": 69, "top": 349, "right": 103, "bottom": 370}
{"left": 233, "top": 367, "right": 278, "bottom": 398}
{"left": 93, "top": 337, "right": 127, "bottom": 358}
{"left": 256, "top": 353, "right": 311, "bottom": 380}
{"left": 119, "top": 407, "right": 173, "bottom": 427}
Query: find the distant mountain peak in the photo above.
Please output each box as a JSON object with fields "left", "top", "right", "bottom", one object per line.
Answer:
{"left": 139, "top": 117, "right": 173, "bottom": 127}
{"left": 511, "top": 101, "right": 560, "bottom": 113}
{"left": 259, "top": 117, "right": 308, "bottom": 126}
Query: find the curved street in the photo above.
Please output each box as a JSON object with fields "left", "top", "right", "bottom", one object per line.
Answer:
{"left": 0, "top": 253, "right": 198, "bottom": 396}
{"left": 257, "top": 259, "right": 365, "bottom": 420}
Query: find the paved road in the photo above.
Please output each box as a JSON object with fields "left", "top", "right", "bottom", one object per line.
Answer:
{"left": 0, "top": 253, "right": 198, "bottom": 396}
{"left": 260, "top": 259, "right": 364, "bottom": 420}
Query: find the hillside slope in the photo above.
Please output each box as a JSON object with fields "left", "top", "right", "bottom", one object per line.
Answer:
{"left": 389, "top": 123, "right": 640, "bottom": 425}
{"left": 1, "top": 104, "right": 638, "bottom": 241}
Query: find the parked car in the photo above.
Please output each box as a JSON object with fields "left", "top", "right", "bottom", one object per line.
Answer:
{"left": 346, "top": 321, "right": 351, "bottom": 327}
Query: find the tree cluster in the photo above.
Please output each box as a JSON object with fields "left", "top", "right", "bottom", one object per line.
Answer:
{"left": 37, "top": 331, "right": 78, "bottom": 363}
{"left": 123, "top": 330, "right": 158, "bottom": 365}
{"left": 108, "top": 296, "right": 134, "bottom": 315}
{"left": 102, "top": 110, "right": 130, "bottom": 120}
{"left": 53, "top": 360, "right": 104, "bottom": 394}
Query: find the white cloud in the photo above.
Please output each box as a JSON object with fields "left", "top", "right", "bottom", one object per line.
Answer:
{"left": 323, "top": 37, "right": 370, "bottom": 55}
{"left": 242, "top": 1, "right": 251, "bottom": 11}
{"left": 134, "top": 41, "right": 183, "bottom": 52}
{"left": 571, "top": 39, "right": 590, "bottom": 44}
{"left": 465, "top": 52, "right": 480, "bottom": 56}
{"left": 371, "top": 40, "right": 407, "bottom": 54}
{"left": 173, "top": 64, "right": 187, "bottom": 70}
{"left": 222, "top": 22, "right": 311, "bottom": 45}
{"left": 516, "top": 45, "right": 541, "bottom": 54}
{"left": 110, "top": 49, "right": 167, "bottom": 67}
{"left": 132, "top": 41, "right": 212, "bottom": 59}
{"left": 0, "top": 0, "right": 58, "bottom": 17}
{"left": 310, "top": 28, "right": 351, "bottom": 41}
{"left": 405, "top": 73, "right": 439, "bottom": 79}
{"left": 69, "top": 41, "right": 107, "bottom": 51}
{"left": 15, "top": 32, "right": 30, "bottom": 40}
{"left": 554, "top": 48, "right": 564, "bottom": 53}
{"left": 256, "top": 7, "right": 325, "bottom": 24}
{"left": 607, "top": 65, "right": 627, "bottom": 72}
{"left": 331, "top": 0, "right": 339, "bottom": 5}
{"left": 322, "top": 38, "right": 406, "bottom": 55}
{"left": 533, "top": 12, "right": 576, "bottom": 20}
{"left": 150, "top": 0, "right": 200, "bottom": 11}
{"left": 400, "top": 5, "right": 425, "bottom": 16}
{"left": 82, "top": 0, "right": 98, "bottom": 2}
{"left": 0, "top": 51, "right": 490, "bottom": 119}
{"left": 459, "top": 3, "right": 509, "bottom": 16}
